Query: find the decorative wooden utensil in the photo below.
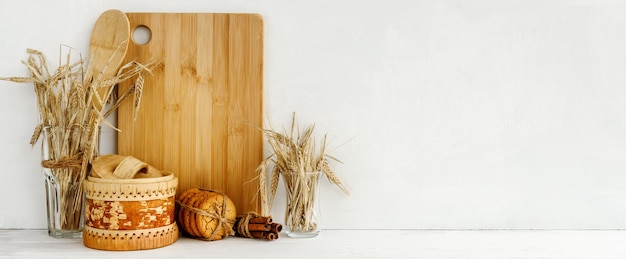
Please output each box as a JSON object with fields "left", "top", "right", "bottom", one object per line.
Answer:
{"left": 85, "top": 9, "right": 130, "bottom": 111}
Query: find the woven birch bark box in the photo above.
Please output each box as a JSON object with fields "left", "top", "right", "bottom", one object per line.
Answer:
{"left": 82, "top": 172, "right": 178, "bottom": 250}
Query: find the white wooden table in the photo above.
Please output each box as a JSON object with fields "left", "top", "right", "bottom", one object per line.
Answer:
{"left": 2, "top": 229, "right": 626, "bottom": 258}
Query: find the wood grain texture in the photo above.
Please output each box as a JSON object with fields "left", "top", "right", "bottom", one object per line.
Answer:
{"left": 117, "top": 13, "right": 263, "bottom": 214}
{"left": 88, "top": 9, "right": 129, "bottom": 111}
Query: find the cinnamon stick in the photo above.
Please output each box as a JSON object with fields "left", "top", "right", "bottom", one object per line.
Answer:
{"left": 250, "top": 231, "right": 278, "bottom": 240}
{"left": 233, "top": 213, "right": 281, "bottom": 240}
{"left": 235, "top": 215, "right": 272, "bottom": 224}
{"left": 248, "top": 223, "right": 271, "bottom": 232}
{"left": 270, "top": 223, "right": 282, "bottom": 233}
{"left": 249, "top": 216, "right": 272, "bottom": 224}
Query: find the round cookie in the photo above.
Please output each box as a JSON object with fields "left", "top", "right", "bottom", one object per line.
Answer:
{"left": 188, "top": 190, "right": 211, "bottom": 238}
{"left": 177, "top": 188, "right": 201, "bottom": 237}
{"left": 186, "top": 189, "right": 208, "bottom": 238}
{"left": 195, "top": 190, "right": 236, "bottom": 241}
{"left": 175, "top": 189, "right": 194, "bottom": 236}
{"left": 189, "top": 189, "right": 215, "bottom": 239}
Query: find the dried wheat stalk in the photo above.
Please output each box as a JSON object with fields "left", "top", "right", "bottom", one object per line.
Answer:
{"left": 257, "top": 113, "right": 348, "bottom": 232}
{"left": 1, "top": 46, "right": 158, "bottom": 230}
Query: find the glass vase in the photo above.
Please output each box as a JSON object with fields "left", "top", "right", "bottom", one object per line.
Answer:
{"left": 282, "top": 171, "right": 322, "bottom": 238}
{"left": 42, "top": 126, "right": 92, "bottom": 238}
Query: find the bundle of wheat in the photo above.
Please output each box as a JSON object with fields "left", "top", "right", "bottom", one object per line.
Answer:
{"left": 257, "top": 114, "right": 349, "bottom": 234}
{"left": 1, "top": 47, "right": 158, "bottom": 232}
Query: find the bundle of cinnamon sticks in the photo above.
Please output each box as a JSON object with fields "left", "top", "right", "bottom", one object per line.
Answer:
{"left": 234, "top": 213, "right": 282, "bottom": 240}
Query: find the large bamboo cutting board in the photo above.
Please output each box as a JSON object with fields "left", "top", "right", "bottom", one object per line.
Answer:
{"left": 117, "top": 13, "right": 263, "bottom": 214}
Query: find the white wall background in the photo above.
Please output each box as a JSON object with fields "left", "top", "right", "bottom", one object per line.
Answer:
{"left": 2, "top": 0, "right": 626, "bottom": 230}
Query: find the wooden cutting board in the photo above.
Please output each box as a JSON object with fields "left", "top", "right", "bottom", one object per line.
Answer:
{"left": 117, "top": 13, "right": 263, "bottom": 214}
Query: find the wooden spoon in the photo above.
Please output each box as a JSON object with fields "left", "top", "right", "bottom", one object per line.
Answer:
{"left": 85, "top": 9, "right": 130, "bottom": 112}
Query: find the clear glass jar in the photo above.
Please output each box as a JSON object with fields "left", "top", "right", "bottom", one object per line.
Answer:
{"left": 44, "top": 169, "right": 84, "bottom": 238}
{"left": 282, "top": 171, "right": 322, "bottom": 238}
{"left": 42, "top": 126, "right": 91, "bottom": 238}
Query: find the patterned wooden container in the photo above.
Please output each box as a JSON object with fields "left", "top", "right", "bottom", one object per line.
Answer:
{"left": 82, "top": 173, "right": 178, "bottom": 250}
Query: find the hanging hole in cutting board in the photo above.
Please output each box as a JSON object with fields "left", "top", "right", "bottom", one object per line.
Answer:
{"left": 132, "top": 25, "right": 151, "bottom": 45}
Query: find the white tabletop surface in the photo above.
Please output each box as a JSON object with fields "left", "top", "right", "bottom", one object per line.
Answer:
{"left": 2, "top": 229, "right": 626, "bottom": 258}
